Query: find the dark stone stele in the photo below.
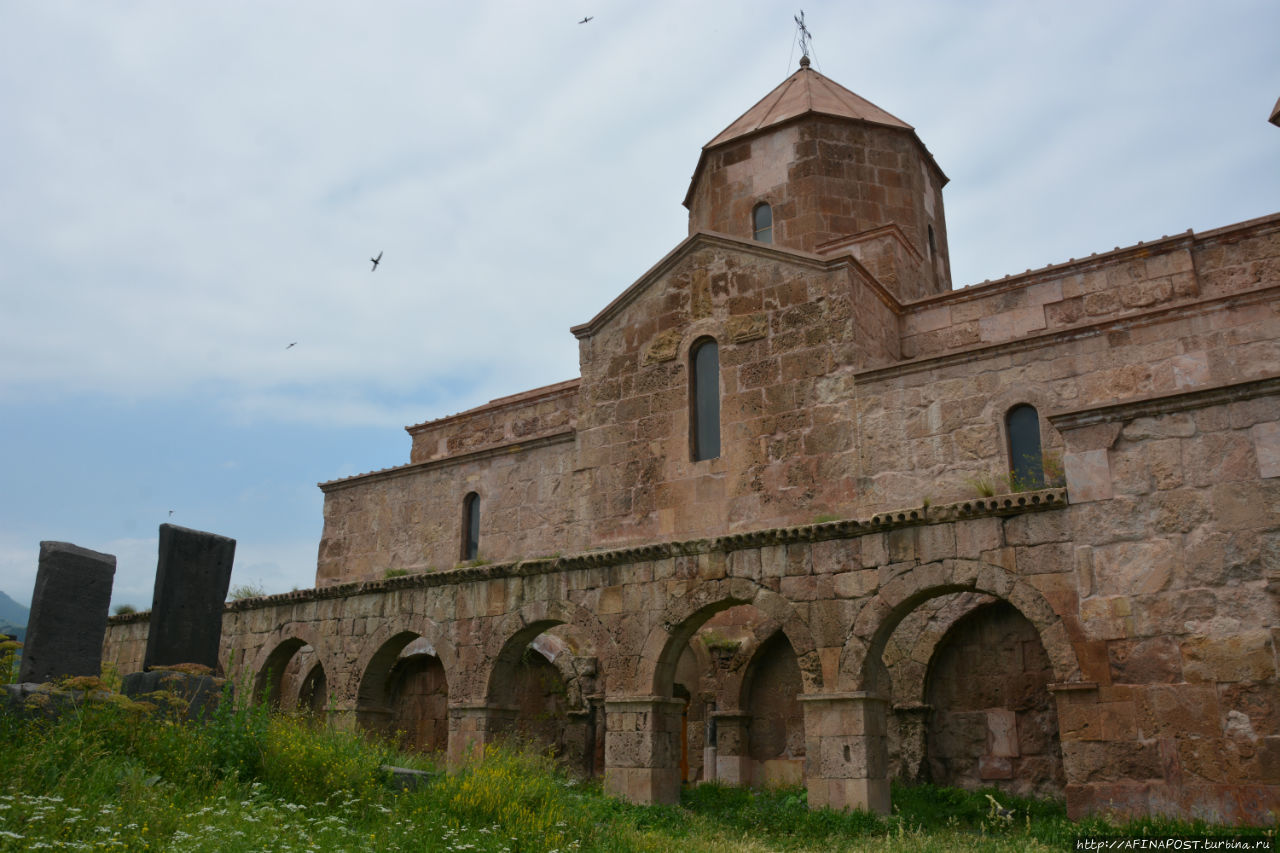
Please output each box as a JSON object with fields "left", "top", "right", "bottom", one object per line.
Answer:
{"left": 18, "top": 541, "right": 116, "bottom": 684}
{"left": 142, "top": 524, "right": 236, "bottom": 672}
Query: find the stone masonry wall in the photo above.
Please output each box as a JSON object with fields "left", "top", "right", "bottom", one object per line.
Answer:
{"left": 1050, "top": 378, "right": 1280, "bottom": 821}
{"left": 407, "top": 379, "right": 578, "bottom": 465}
{"left": 102, "top": 477, "right": 1279, "bottom": 822}
{"left": 572, "top": 236, "right": 899, "bottom": 549}
{"left": 316, "top": 435, "right": 577, "bottom": 585}
{"left": 848, "top": 217, "right": 1280, "bottom": 515}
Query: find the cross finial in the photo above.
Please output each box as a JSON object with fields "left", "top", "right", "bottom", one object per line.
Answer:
{"left": 794, "top": 10, "right": 812, "bottom": 62}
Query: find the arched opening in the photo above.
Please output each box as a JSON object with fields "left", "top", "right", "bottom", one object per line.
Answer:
{"left": 297, "top": 662, "right": 327, "bottom": 715}
{"left": 752, "top": 202, "right": 773, "bottom": 243}
{"left": 357, "top": 631, "right": 449, "bottom": 751}
{"left": 254, "top": 637, "right": 325, "bottom": 713}
{"left": 385, "top": 639, "right": 449, "bottom": 753}
{"left": 461, "top": 491, "right": 480, "bottom": 561}
{"left": 690, "top": 337, "right": 721, "bottom": 461}
{"left": 742, "top": 631, "right": 804, "bottom": 787}
{"left": 881, "top": 591, "right": 996, "bottom": 785}
{"left": 923, "top": 600, "right": 1064, "bottom": 798}
{"left": 1006, "top": 404, "right": 1044, "bottom": 490}
{"left": 652, "top": 599, "right": 811, "bottom": 788}
{"left": 512, "top": 643, "right": 570, "bottom": 752}
{"left": 488, "top": 623, "right": 601, "bottom": 775}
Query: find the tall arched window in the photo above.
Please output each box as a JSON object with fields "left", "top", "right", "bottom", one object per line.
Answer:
{"left": 1006, "top": 405, "right": 1044, "bottom": 490}
{"left": 461, "top": 492, "right": 480, "bottom": 561}
{"left": 752, "top": 203, "right": 773, "bottom": 244}
{"left": 690, "top": 337, "right": 721, "bottom": 461}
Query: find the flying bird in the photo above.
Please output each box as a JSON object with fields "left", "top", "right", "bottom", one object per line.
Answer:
{"left": 370, "top": 251, "right": 383, "bottom": 271}
{"left": 578, "top": 16, "right": 592, "bottom": 23}
{"left": 286, "top": 342, "right": 297, "bottom": 349}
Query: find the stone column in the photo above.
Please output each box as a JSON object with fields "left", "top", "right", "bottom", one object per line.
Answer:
{"left": 603, "top": 696, "right": 684, "bottom": 805}
{"left": 702, "top": 703, "right": 718, "bottom": 783}
{"left": 1048, "top": 681, "right": 1100, "bottom": 820}
{"left": 711, "top": 711, "right": 753, "bottom": 785}
{"left": 799, "top": 692, "right": 890, "bottom": 814}
{"left": 890, "top": 702, "right": 933, "bottom": 784}
{"left": 447, "top": 703, "right": 518, "bottom": 764}
{"left": 19, "top": 542, "right": 116, "bottom": 684}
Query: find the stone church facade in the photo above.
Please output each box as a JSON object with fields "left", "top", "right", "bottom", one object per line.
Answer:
{"left": 104, "top": 60, "right": 1280, "bottom": 824}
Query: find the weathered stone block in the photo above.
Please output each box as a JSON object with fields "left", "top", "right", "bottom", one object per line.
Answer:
{"left": 1180, "top": 631, "right": 1275, "bottom": 684}
{"left": 20, "top": 542, "right": 116, "bottom": 684}
{"left": 143, "top": 524, "right": 236, "bottom": 671}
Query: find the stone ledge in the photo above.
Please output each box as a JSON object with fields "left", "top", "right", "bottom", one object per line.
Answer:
{"left": 1049, "top": 375, "right": 1280, "bottom": 431}
{"left": 859, "top": 283, "right": 1280, "bottom": 383}
{"left": 319, "top": 429, "right": 577, "bottom": 491}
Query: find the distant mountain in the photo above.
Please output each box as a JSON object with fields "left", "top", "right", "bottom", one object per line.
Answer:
{"left": 0, "top": 622, "right": 25, "bottom": 643}
{"left": 0, "top": 590, "right": 28, "bottom": 627}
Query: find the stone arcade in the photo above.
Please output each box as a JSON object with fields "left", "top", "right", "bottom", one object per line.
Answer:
{"left": 104, "top": 61, "right": 1280, "bottom": 824}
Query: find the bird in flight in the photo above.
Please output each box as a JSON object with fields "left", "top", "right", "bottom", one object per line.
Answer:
{"left": 578, "top": 16, "right": 592, "bottom": 23}
{"left": 370, "top": 251, "right": 383, "bottom": 271}
{"left": 286, "top": 342, "right": 297, "bottom": 349}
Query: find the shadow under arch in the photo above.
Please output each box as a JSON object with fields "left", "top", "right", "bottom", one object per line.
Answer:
{"left": 837, "top": 558, "right": 1083, "bottom": 694}
{"left": 247, "top": 623, "right": 340, "bottom": 709}
{"left": 351, "top": 616, "right": 457, "bottom": 729}
{"left": 637, "top": 577, "right": 822, "bottom": 700}
{"left": 481, "top": 598, "right": 618, "bottom": 707}
{"left": 716, "top": 616, "right": 785, "bottom": 710}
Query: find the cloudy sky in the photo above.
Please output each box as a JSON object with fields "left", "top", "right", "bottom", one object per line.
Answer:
{"left": 2, "top": 1, "right": 1277, "bottom": 610}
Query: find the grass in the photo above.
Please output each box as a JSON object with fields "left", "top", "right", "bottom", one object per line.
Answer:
{"left": 1, "top": 688, "right": 1274, "bottom": 852}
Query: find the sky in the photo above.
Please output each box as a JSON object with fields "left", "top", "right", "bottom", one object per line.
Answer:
{"left": 2, "top": 1, "right": 1277, "bottom": 611}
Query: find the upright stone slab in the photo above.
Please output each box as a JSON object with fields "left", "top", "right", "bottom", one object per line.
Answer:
{"left": 19, "top": 542, "right": 116, "bottom": 684}
{"left": 143, "top": 524, "right": 235, "bottom": 671}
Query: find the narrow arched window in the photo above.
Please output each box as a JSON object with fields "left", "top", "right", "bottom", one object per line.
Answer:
{"left": 690, "top": 338, "right": 721, "bottom": 461}
{"left": 752, "top": 203, "right": 773, "bottom": 244}
{"left": 927, "top": 224, "right": 937, "bottom": 258}
{"left": 1006, "top": 405, "right": 1044, "bottom": 490}
{"left": 461, "top": 492, "right": 480, "bottom": 561}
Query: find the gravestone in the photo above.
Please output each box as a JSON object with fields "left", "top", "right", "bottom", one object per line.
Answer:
{"left": 142, "top": 524, "right": 235, "bottom": 671}
{"left": 18, "top": 541, "right": 116, "bottom": 684}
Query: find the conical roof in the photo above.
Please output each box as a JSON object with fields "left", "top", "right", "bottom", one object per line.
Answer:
{"left": 684, "top": 59, "right": 943, "bottom": 209}
{"left": 704, "top": 56, "right": 913, "bottom": 149}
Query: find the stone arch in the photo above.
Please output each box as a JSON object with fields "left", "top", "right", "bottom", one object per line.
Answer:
{"left": 638, "top": 577, "right": 822, "bottom": 700}
{"left": 884, "top": 592, "right": 997, "bottom": 707}
{"left": 878, "top": 591, "right": 996, "bottom": 785}
{"left": 350, "top": 616, "right": 456, "bottom": 730}
{"left": 247, "top": 623, "right": 340, "bottom": 709}
{"left": 482, "top": 598, "right": 617, "bottom": 708}
{"left": 921, "top": 598, "right": 1066, "bottom": 798}
{"left": 837, "top": 558, "right": 1082, "bottom": 695}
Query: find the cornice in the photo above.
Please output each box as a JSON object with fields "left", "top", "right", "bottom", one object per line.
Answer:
{"left": 1049, "top": 375, "right": 1280, "bottom": 431}
{"left": 857, "top": 283, "right": 1280, "bottom": 384}
{"left": 318, "top": 429, "right": 577, "bottom": 492}
{"left": 110, "top": 488, "right": 1067, "bottom": 622}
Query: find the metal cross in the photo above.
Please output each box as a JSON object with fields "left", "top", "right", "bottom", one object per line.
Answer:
{"left": 794, "top": 10, "right": 812, "bottom": 59}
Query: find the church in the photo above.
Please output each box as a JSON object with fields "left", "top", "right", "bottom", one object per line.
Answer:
{"left": 106, "top": 58, "right": 1280, "bottom": 824}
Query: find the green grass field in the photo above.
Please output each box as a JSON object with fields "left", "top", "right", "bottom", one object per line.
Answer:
{"left": 1, "top": 680, "right": 1273, "bottom": 852}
